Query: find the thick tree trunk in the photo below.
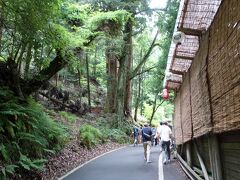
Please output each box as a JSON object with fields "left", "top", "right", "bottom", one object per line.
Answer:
{"left": 116, "top": 62, "right": 126, "bottom": 121}
{"left": 106, "top": 46, "right": 118, "bottom": 113}
{"left": 123, "top": 20, "right": 133, "bottom": 119}
{"left": 0, "top": 58, "right": 24, "bottom": 99}
{"left": 116, "top": 20, "right": 132, "bottom": 121}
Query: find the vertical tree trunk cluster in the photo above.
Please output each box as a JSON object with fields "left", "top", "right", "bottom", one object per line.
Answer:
{"left": 105, "top": 19, "right": 133, "bottom": 121}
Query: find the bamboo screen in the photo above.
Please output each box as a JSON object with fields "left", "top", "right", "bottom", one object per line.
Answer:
{"left": 171, "top": 36, "right": 199, "bottom": 73}
{"left": 180, "top": 72, "right": 192, "bottom": 142}
{"left": 173, "top": 93, "right": 183, "bottom": 145}
{"left": 172, "top": 0, "right": 240, "bottom": 144}
{"left": 165, "top": 0, "right": 222, "bottom": 90}
{"left": 208, "top": 0, "right": 240, "bottom": 133}
{"left": 190, "top": 33, "right": 212, "bottom": 138}
{"left": 178, "top": 0, "right": 221, "bottom": 30}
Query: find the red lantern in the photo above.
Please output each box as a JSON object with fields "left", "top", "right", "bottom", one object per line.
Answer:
{"left": 162, "top": 88, "right": 169, "bottom": 100}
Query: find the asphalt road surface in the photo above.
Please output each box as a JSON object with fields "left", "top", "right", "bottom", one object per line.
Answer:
{"left": 61, "top": 145, "right": 188, "bottom": 180}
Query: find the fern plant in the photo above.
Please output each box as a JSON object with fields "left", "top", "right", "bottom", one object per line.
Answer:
{"left": 79, "top": 124, "right": 102, "bottom": 149}
{"left": 0, "top": 87, "right": 69, "bottom": 179}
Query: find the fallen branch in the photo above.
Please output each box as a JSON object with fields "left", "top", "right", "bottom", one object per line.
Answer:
{"left": 39, "top": 91, "right": 71, "bottom": 109}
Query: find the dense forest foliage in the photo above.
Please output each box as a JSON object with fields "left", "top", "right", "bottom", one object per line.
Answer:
{"left": 0, "top": 0, "right": 179, "bottom": 178}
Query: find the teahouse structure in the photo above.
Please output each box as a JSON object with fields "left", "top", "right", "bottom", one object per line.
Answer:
{"left": 163, "top": 0, "right": 240, "bottom": 179}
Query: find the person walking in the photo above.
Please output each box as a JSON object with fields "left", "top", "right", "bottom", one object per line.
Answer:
{"left": 157, "top": 121, "right": 172, "bottom": 164}
{"left": 142, "top": 123, "right": 153, "bottom": 164}
{"left": 132, "top": 126, "right": 139, "bottom": 146}
{"left": 156, "top": 122, "right": 163, "bottom": 149}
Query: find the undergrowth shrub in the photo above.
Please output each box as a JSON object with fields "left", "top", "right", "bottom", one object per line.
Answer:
{"left": 79, "top": 124, "right": 102, "bottom": 149}
{"left": 60, "top": 111, "right": 77, "bottom": 123}
{"left": 96, "top": 115, "right": 132, "bottom": 144}
{"left": 100, "top": 128, "right": 130, "bottom": 144}
{"left": 0, "top": 87, "right": 69, "bottom": 179}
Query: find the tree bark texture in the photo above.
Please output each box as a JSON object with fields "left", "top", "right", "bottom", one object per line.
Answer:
{"left": 116, "top": 20, "right": 132, "bottom": 121}
{"left": 106, "top": 47, "right": 118, "bottom": 113}
{"left": 123, "top": 20, "right": 133, "bottom": 119}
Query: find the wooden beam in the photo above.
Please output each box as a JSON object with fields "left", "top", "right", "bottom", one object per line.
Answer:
{"left": 193, "top": 167, "right": 214, "bottom": 180}
{"left": 178, "top": 27, "right": 202, "bottom": 36}
{"left": 208, "top": 134, "right": 223, "bottom": 180}
{"left": 194, "top": 141, "right": 210, "bottom": 180}
{"left": 177, "top": 153, "right": 203, "bottom": 180}
{"left": 169, "top": 69, "right": 184, "bottom": 75}
{"left": 179, "top": 163, "right": 195, "bottom": 180}
{"left": 167, "top": 79, "right": 182, "bottom": 84}
{"left": 186, "top": 142, "right": 192, "bottom": 167}
{"left": 175, "top": 55, "right": 194, "bottom": 60}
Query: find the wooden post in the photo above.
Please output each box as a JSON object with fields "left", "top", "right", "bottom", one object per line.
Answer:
{"left": 194, "top": 141, "right": 210, "bottom": 180}
{"left": 186, "top": 142, "right": 192, "bottom": 167}
{"left": 208, "top": 134, "right": 223, "bottom": 180}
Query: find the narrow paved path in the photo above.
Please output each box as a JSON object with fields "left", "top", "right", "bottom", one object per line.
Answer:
{"left": 61, "top": 145, "right": 188, "bottom": 180}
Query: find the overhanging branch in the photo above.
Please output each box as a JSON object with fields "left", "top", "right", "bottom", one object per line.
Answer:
{"left": 130, "top": 30, "right": 160, "bottom": 79}
{"left": 129, "top": 65, "right": 159, "bottom": 80}
{"left": 22, "top": 49, "right": 67, "bottom": 95}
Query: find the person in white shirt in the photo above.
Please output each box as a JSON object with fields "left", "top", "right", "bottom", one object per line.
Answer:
{"left": 156, "top": 122, "right": 163, "bottom": 150}
{"left": 157, "top": 121, "right": 172, "bottom": 163}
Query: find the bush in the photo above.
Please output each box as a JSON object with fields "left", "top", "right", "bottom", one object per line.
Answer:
{"left": 0, "top": 87, "right": 69, "bottom": 179}
{"left": 79, "top": 124, "right": 102, "bottom": 149}
{"left": 60, "top": 111, "right": 77, "bottom": 123}
{"left": 96, "top": 115, "right": 132, "bottom": 144}
{"left": 101, "top": 128, "right": 131, "bottom": 144}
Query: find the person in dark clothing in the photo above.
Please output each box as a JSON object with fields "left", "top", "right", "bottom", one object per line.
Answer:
{"left": 132, "top": 127, "right": 139, "bottom": 146}
{"left": 142, "top": 124, "right": 153, "bottom": 163}
{"left": 151, "top": 127, "right": 157, "bottom": 146}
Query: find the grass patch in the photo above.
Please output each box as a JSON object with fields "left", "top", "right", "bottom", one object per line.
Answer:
{"left": 60, "top": 111, "right": 78, "bottom": 123}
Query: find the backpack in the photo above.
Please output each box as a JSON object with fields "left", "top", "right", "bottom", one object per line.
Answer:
{"left": 142, "top": 130, "right": 151, "bottom": 141}
{"left": 133, "top": 128, "right": 139, "bottom": 136}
